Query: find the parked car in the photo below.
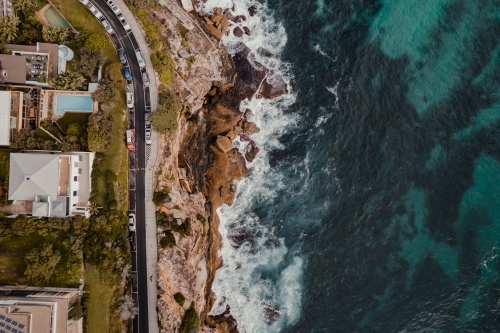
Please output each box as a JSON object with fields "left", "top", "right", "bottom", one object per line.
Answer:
{"left": 123, "top": 66, "right": 132, "bottom": 81}
{"left": 118, "top": 15, "right": 131, "bottom": 31}
{"left": 118, "top": 49, "right": 127, "bottom": 64}
{"left": 88, "top": 4, "right": 103, "bottom": 19}
{"left": 101, "top": 19, "right": 114, "bottom": 34}
{"left": 129, "top": 233, "right": 136, "bottom": 251}
{"left": 135, "top": 51, "right": 145, "bottom": 68}
{"left": 126, "top": 92, "right": 134, "bottom": 108}
{"left": 141, "top": 71, "right": 149, "bottom": 87}
{"left": 145, "top": 128, "right": 152, "bottom": 145}
{"left": 144, "top": 107, "right": 150, "bottom": 121}
{"left": 105, "top": 0, "right": 121, "bottom": 14}
{"left": 79, "top": 0, "right": 89, "bottom": 5}
{"left": 128, "top": 213, "right": 136, "bottom": 232}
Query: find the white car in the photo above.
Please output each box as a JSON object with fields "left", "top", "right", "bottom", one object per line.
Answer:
{"left": 101, "top": 19, "right": 114, "bottom": 34}
{"left": 126, "top": 92, "right": 134, "bottom": 108}
{"left": 128, "top": 213, "right": 136, "bottom": 232}
{"left": 118, "top": 15, "right": 131, "bottom": 31}
{"left": 105, "top": 0, "right": 121, "bottom": 14}
{"left": 79, "top": 0, "right": 89, "bottom": 5}
{"left": 145, "top": 128, "right": 152, "bottom": 145}
{"left": 88, "top": 5, "right": 103, "bottom": 19}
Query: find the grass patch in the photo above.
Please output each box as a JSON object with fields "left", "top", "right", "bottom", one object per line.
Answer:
{"left": 57, "top": 112, "right": 91, "bottom": 131}
{"left": 84, "top": 264, "right": 117, "bottom": 333}
{"left": 34, "top": 127, "right": 56, "bottom": 141}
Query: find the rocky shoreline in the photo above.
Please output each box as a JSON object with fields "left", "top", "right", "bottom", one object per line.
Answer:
{"left": 146, "top": 3, "right": 287, "bottom": 332}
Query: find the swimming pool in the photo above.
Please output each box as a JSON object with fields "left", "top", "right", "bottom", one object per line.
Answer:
{"left": 56, "top": 95, "right": 93, "bottom": 115}
{"left": 44, "top": 6, "right": 71, "bottom": 29}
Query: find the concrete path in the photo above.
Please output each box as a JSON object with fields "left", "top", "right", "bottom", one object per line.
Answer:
{"left": 109, "top": 1, "right": 159, "bottom": 332}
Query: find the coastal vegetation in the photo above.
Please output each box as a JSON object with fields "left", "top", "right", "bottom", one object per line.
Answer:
{"left": 174, "top": 292, "right": 185, "bottom": 306}
{"left": 180, "top": 302, "right": 200, "bottom": 333}
{"left": 149, "top": 88, "right": 179, "bottom": 137}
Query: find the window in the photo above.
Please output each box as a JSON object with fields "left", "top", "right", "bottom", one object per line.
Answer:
{"left": 74, "top": 176, "right": 77, "bottom": 181}
{"left": 74, "top": 162, "right": 78, "bottom": 167}
{"left": 73, "top": 191, "right": 77, "bottom": 196}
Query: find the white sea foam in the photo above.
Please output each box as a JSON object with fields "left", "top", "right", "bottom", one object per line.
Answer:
{"left": 197, "top": 0, "right": 302, "bottom": 331}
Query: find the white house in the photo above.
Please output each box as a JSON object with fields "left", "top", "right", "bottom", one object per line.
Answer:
{"left": 8, "top": 151, "right": 95, "bottom": 218}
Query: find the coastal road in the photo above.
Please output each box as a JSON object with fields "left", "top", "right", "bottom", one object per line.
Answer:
{"left": 89, "top": 1, "right": 149, "bottom": 332}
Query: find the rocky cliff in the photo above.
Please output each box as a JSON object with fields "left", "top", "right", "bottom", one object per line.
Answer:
{"left": 148, "top": 3, "right": 287, "bottom": 333}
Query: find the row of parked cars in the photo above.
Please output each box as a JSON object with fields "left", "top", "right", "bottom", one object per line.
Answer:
{"left": 79, "top": 0, "right": 131, "bottom": 33}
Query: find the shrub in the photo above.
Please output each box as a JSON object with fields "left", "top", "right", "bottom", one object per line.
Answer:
{"left": 42, "top": 25, "right": 68, "bottom": 44}
{"left": 180, "top": 303, "right": 199, "bottom": 333}
{"left": 92, "top": 79, "right": 115, "bottom": 102}
{"left": 160, "top": 230, "right": 176, "bottom": 249}
{"left": 173, "top": 292, "right": 185, "bottom": 306}
{"left": 152, "top": 191, "right": 169, "bottom": 206}
{"left": 24, "top": 243, "right": 61, "bottom": 286}
{"left": 171, "top": 218, "right": 190, "bottom": 237}
{"left": 83, "top": 33, "right": 107, "bottom": 51}
{"left": 149, "top": 90, "right": 178, "bottom": 136}
{"left": 51, "top": 71, "right": 86, "bottom": 91}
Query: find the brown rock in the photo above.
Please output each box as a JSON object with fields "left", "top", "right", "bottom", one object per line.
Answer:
{"left": 207, "top": 87, "right": 217, "bottom": 96}
{"left": 233, "top": 27, "right": 243, "bottom": 37}
{"left": 243, "top": 121, "right": 260, "bottom": 135}
{"left": 206, "top": 23, "right": 223, "bottom": 39}
{"left": 245, "top": 140, "right": 260, "bottom": 162}
{"left": 214, "top": 7, "right": 223, "bottom": 15}
{"left": 216, "top": 136, "right": 233, "bottom": 153}
{"left": 211, "top": 13, "right": 223, "bottom": 24}
{"left": 260, "top": 71, "right": 288, "bottom": 99}
{"left": 240, "top": 134, "right": 251, "bottom": 142}
{"left": 243, "top": 108, "right": 253, "bottom": 120}
{"left": 248, "top": 5, "right": 258, "bottom": 16}
{"left": 220, "top": 17, "right": 230, "bottom": 31}
{"left": 227, "top": 131, "right": 237, "bottom": 141}
{"left": 210, "top": 104, "right": 242, "bottom": 136}
{"left": 234, "top": 126, "right": 243, "bottom": 134}
{"left": 243, "top": 26, "right": 250, "bottom": 36}
{"left": 204, "top": 16, "right": 212, "bottom": 24}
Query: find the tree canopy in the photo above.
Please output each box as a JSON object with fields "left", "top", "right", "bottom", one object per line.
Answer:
{"left": 51, "top": 71, "right": 86, "bottom": 90}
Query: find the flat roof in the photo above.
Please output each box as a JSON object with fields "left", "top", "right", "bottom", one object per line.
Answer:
{"left": 0, "top": 54, "right": 27, "bottom": 84}
{"left": 5, "top": 43, "right": 59, "bottom": 78}
{"left": 0, "top": 91, "right": 11, "bottom": 146}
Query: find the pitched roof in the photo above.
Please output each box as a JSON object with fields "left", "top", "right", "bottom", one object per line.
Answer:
{"left": 8, "top": 153, "right": 60, "bottom": 200}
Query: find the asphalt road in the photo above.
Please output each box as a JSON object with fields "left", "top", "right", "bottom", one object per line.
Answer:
{"left": 89, "top": 2, "right": 148, "bottom": 332}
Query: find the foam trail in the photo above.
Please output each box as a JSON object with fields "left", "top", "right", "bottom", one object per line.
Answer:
{"left": 197, "top": 0, "right": 303, "bottom": 331}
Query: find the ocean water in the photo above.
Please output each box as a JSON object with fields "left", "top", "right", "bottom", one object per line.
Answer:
{"left": 200, "top": 0, "right": 500, "bottom": 332}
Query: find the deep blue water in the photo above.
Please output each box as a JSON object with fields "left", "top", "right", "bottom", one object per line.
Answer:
{"left": 274, "top": 0, "right": 500, "bottom": 331}
{"left": 204, "top": 0, "right": 500, "bottom": 331}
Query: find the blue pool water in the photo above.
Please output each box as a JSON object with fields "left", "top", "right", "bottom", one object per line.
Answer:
{"left": 56, "top": 95, "right": 92, "bottom": 115}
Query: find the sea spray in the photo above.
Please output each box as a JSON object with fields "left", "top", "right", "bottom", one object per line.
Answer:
{"left": 197, "top": 0, "right": 302, "bottom": 331}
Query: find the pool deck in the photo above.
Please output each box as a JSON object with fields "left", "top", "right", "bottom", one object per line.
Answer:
{"left": 43, "top": 90, "right": 97, "bottom": 119}
{"left": 36, "top": 4, "right": 75, "bottom": 31}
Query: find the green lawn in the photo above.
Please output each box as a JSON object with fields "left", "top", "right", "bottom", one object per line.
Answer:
{"left": 34, "top": 128, "right": 54, "bottom": 141}
{"left": 84, "top": 264, "right": 117, "bottom": 333}
{"left": 57, "top": 112, "right": 91, "bottom": 131}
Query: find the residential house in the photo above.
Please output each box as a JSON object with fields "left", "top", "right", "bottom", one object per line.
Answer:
{"left": 8, "top": 151, "right": 95, "bottom": 218}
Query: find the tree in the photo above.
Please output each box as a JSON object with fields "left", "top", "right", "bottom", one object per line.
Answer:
{"left": 78, "top": 47, "right": 105, "bottom": 77}
{"left": 51, "top": 71, "right": 86, "bottom": 90}
{"left": 66, "top": 123, "right": 83, "bottom": 136}
{"left": 91, "top": 79, "right": 114, "bottom": 102}
{"left": 87, "top": 109, "right": 112, "bottom": 152}
{"left": 106, "top": 62, "right": 124, "bottom": 86}
{"left": 24, "top": 243, "right": 61, "bottom": 286}
{"left": 149, "top": 90, "right": 179, "bottom": 136}
{"left": 42, "top": 25, "right": 69, "bottom": 44}
{"left": 83, "top": 33, "right": 107, "bottom": 51}
{"left": 13, "top": 0, "right": 34, "bottom": 14}
{"left": 116, "top": 295, "right": 138, "bottom": 320}
{"left": 0, "top": 15, "right": 20, "bottom": 43}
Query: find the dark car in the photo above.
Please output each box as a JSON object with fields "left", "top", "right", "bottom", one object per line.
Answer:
{"left": 118, "top": 49, "right": 127, "bottom": 64}
{"left": 129, "top": 233, "right": 136, "bottom": 251}
{"left": 123, "top": 66, "right": 132, "bottom": 81}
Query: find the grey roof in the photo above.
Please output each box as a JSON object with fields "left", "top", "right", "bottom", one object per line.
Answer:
{"left": 8, "top": 153, "right": 60, "bottom": 200}
{"left": 32, "top": 201, "right": 49, "bottom": 216}
{"left": 0, "top": 54, "right": 26, "bottom": 84}
{"left": 51, "top": 200, "right": 66, "bottom": 217}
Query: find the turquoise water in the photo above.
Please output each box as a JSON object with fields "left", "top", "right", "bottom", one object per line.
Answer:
{"left": 44, "top": 6, "right": 71, "bottom": 29}
{"left": 56, "top": 95, "right": 92, "bottom": 114}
